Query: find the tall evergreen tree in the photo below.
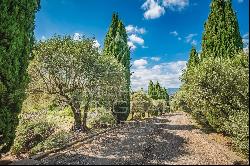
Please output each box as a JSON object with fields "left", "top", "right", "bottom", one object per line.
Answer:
{"left": 155, "top": 81, "right": 161, "bottom": 99}
{"left": 103, "top": 13, "right": 131, "bottom": 122}
{"left": 148, "top": 81, "right": 169, "bottom": 102}
{"left": 103, "top": 13, "right": 119, "bottom": 56}
{"left": 187, "top": 46, "right": 199, "bottom": 68}
{"left": 201, "top": 0, "right": 243, "bottom": 59}
{"left": 162, "top": 87, "right": 169, "bottom": 103}
{"left": 0, "top": 0, "right": 40, "bottom": 153}
{"left": 224, "top": 0, "right": 243, "bottom": 56}
{"left": 148, "top": 80, "right": 154, "bottom": 98}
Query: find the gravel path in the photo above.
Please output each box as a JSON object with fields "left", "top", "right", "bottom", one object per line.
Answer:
{"left": 38, "top": 112, "right": 248, "bottom": 165}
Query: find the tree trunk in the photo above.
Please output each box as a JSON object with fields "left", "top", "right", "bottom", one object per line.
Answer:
{"left": 131, "top": 112, "right": 134, "bottom": 120}
{"left": 82, "top": 97, "right": 90, "bottom": 132}
{"left": 70, "top": 103, "right": 82, "bottom": 131}
{"left": 82, "top": 109, "right": 88, "bottom": 131}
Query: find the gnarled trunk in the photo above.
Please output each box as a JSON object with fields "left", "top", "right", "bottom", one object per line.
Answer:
{"left": 82, "top": 97, "right": 90, "bottom": 131}
{"left": 70, "top": 102, "right": 82, "bottom": 131}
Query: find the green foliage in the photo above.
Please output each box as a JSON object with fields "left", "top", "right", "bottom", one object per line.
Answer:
{"left": 174, "top": 52, "right": 249, "bottom": 155}
{"left": 151, "top": 99, "right": 169, "bottom": 116}
{"left": 130, "top": 90, "right": 169, "bottom": 119}
{"left": 201, "top": 0, "right": 243, "bottom": 59}
{"left": 147, "top": 81, "right": 169, "bottom": 102}
{"left": 11, "top": 97, "right": 76, "bottom": 156}
{"left": 88, "top": 107, "right": 116, "bottom": 128}
{"left": 11, "top": 117, "right": 55, "bottom": 155}
{"left": 187, "top": 46, "right": 199, "bottom": 68}
{"left": 103, "top": 13, "right": 131, "bottom": 122}
{"left": 29, "top": 35, "right": 126, "bottom": 130}
{"left": 29, "top": 131, "right": 73, "bottom": 155}
{"left": 0, "top": 0, "right": 40, "bottom": 153}
{"left": 131, "top": 90, "right": 152, "bottom": 116}
{"left": 173, "top": 1, "right": 248, "bottom": 155}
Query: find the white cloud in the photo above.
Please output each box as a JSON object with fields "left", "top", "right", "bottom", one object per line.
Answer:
{"left": 73, "top": 33, "right": 82, "bottom": 41}
{"left": 185, "top": 33, "right": 197, "bottom": 43}
{"left": 170, "top": 31, "right": 178, "bottom": 36}
{"left": 163, "top": 0, "right": 189, "bottom": 11}
{"left": 242, "top": 33, "right": 249, "bottom": 53}
{"left": 151, "top": 57, "right": 161, "bottom": 61}
{"left": 126, "top": 25, "right": 147, "bottom": 50}
{"left": 133, "top": 59, "right": 148, "bottom": 68}
{"left": 93, "top": 40, "right": 100, "bottom": 48}
{"left": 126, "top": 25, "right": 146, "bottom": 34}
{"left": 141, "top": 0, "right": 189, "bottom": 20}
{"left": 128, "top": 34, "right": 144, "bottom": 45}
{"left": 178, "top": 37, "right": 182, "bottom": 40}
{"left": 131, "top": 60, "right": 187, "bottom": 90}
{"left": 127, "top": 41, "right": 137, "bottom": 50}
{"left": 142, "top": 0, "right": 165, "bottom": 19}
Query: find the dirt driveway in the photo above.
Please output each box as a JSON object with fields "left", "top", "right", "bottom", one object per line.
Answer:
{"left": 38, "top": 111, "right": 248, "bottom": 165}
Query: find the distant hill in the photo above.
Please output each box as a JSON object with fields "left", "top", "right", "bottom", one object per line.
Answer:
{"left": 167, "top": 88, "right": 179, "bottom": 96}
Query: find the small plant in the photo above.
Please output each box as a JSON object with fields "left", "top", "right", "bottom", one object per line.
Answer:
{"left": 11, "top": 117, "right": 55, "bottom": 155}
{"left": 88, "top": 107, "right": 116, "bottom": 128}
{"left": 29, "top": 131, "right": 73, "bottom": 155}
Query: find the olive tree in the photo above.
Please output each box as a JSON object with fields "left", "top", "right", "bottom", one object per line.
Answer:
{"left": 28, "top": 36, "right": 126, "bottom": 131}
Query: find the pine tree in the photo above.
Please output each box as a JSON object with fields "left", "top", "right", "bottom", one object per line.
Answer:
{"left": 201, "top": 0, "right": 243, "bottom": 59}
{"left": 0, "top": 0, "right": 40, "bottom": 153}
{"left": 187, "top": 46, "right": 199, "bottom": 68}
{"left": 103, "top": 13, "right": 131, "bottom": 122}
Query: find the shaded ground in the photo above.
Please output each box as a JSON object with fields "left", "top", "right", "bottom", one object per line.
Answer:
{"left": 36, "top": 111, "right": 248, "bottom": 165}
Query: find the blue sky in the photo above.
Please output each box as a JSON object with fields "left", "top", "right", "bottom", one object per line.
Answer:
{"left": 34, "top": 0, "right": 249, "bottom": 90}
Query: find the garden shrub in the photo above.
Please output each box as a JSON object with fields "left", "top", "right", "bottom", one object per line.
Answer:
{"left": 29, "top": 131, "right": 73, "bottom": 155}
{"left": 11, "top": 116, "right": 55, "bottom": 155}
{"left": 173, "top": 52, "right": 249, "bottom": 155}
{"left": 88, "top": 107, "right": 116, "bottom": 128}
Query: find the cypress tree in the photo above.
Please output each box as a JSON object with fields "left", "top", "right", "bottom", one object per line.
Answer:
{"left": 163, "top": 87, "right": 169, "bottom": 102}
{"left": 148, "top": 80, "right": 154, "bottom": 98}
{"left": 224, "top": 0, "right": 243, "bottom": 56}
{"left": 103, "top": 13, "right": 131, "bottom": 122}
{"left": 187, "top": 46, "right": 199, "bottom": 68}
{"left": 148, "top": 81, "right": 169, "bottom": 102}
{"left": 0, "top": 0, "right": 40, "bottom": 153}
{"left": 155, "top": 81, "right": 161, "bottom": 99}
{"left": 103, "top": 13, "right": 119, "bottom": 56}
{"left": 201, "top": 0, "right": 243, "bottom": 59}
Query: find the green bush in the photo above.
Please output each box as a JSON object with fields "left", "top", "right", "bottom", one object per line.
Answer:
{"left": 88, "top": 107, "right": 116, "bottom": 128}
{"left": 11, "top": 117, "right": 55, "bottom": 155}
{"left": 29, "top": 131, "right": 73, "bottom": 155}
{"left": 131, "top": 90, "right": 152, "bottom": 119}
{"left": 151, "top": 99, "right": 169, "bottom": 116}
{"left": 173, "top": 52, "right": 249, "bottom": 155}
